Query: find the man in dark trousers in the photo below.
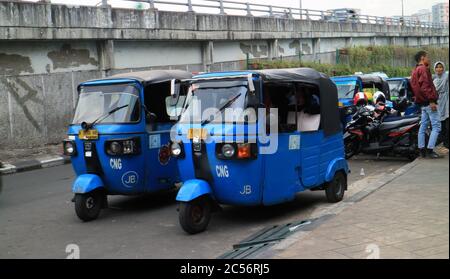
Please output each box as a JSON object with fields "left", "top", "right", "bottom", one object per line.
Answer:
{"left": 410, "top": 50, "right": 442, "bottom": 158}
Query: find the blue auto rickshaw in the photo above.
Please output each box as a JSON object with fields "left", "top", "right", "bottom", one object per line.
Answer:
{"left": 332, "top": 74, "right": 392, "bottom": 127}
{"left": 386, "top": 77, "right": 419, "bottom": 115}
{"left": 65, "top": 70, "right": 192, "bottom": 221}
{"left": 332, "top": 75, "right": 363, "bottom": 107}
{"left": 168, "top": 68, "right": 349, "bottom": 234}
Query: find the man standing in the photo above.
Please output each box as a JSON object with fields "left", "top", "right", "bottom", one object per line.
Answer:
{"left": 410, "top": 51, "right": 442, "bottom": 158}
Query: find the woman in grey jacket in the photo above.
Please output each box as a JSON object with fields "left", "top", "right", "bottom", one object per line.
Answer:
{"left": 433, "top": 61, "right": 449, "bottom": 148}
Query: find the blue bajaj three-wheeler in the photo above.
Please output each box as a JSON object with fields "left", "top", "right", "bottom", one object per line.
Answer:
{"left": 65, "top": 70, "right": 192, "bottom": 221}
{"left": 169, "top": 68, "right": 349, "bottom": 234}
{"left": 386, "top": 77, "right": 419, "bottom": 115}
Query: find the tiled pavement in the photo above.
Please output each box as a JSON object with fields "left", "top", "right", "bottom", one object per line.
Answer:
{"left": 272, "top": 150, "right": 449, "bottom": 259}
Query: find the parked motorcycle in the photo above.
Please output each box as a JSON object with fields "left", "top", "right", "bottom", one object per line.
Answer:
{"left": 344, "top": 103, "right": 420, "bottom": 161}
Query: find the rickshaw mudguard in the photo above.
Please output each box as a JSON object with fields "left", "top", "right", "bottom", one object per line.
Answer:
{"left": 72, "top": 174, "right": 104, "bottom": 194}
{"left": 176, "top": 179, "right": 213, "bottom": 202}
{"left": 325, "top": 158, "right": 349, "bottom": 182}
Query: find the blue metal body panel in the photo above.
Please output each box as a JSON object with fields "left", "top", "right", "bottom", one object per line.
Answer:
{"left": 176, "top": 179, "right": 213, "bottom": 202}
{"left": 175, "top": 123, "right": 348, "bottom": 206}
{"left": 72, "top": 174, "right": 104, "bottom": 193}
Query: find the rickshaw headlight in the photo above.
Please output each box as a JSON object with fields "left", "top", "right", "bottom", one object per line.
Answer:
{"left": 171, "top": 142, "right": 182, "bottom": 157}
{"left": 221, "top": 144, "right": 235, "bottom": 158}
{"left": 63, "top": 140, "right": 77, "bottom": 156}
{"left": 105, "top": 137, "right": 140, "bottom": 156}
{"left": 122, "top": 140, "right": 136, "bottom": 155}
{"left": 110, "top": 141, "right": 122, "bottom": 154}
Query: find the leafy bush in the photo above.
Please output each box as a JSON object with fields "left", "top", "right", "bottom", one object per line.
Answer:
{"left": 249, "top": 46, "right": 448, "bottom": 78}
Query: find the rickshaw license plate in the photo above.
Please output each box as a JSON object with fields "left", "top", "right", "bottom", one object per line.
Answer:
{"left": 187, "top": 128, "right": 207, "bottom": 140}
{"left": 78, "top": 129, "right": 98, "bottom": 140}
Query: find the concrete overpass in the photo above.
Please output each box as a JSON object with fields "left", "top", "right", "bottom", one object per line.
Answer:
{"left": 0, "top": 0, "right": 449, "bottom": 148}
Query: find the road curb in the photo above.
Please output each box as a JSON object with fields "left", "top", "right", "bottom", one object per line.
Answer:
{"left": 0, "top": 156, "right": 70, "bottom": 175}
{"left": 254, "top": 158, "right": 421, "bottom": 259}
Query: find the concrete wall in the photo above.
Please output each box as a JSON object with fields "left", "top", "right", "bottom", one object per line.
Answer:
{"left": 0, "top": 41, "right": 99, "bottom": 75}
{"left": 114, "top": 41, "right": 202, "bottom": 69}
{"left": 0, "top": 1, "right": 449, "bottom": 149}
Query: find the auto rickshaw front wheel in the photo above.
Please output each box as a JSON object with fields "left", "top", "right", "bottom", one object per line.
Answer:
{"left": 179, "top": 196, "right": 212, "bottom": 234}
{"left": 74, "top": 190, "right": 105, "bottom": 222}
{"left": 325, "top": 172, "right": 347, "bottom": 203}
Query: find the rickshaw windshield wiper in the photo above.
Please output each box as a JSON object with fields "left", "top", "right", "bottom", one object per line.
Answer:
{"left": 344, "top": 87, "right": 356, "bottom": 97}
{"left": 83, "top": 104, "right": 129, "bottom": 130}
{"left": 201, "top": 93, "right": 242, "bottom": 126}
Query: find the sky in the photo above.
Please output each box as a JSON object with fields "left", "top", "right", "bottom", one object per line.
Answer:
{"left": 24, "top": 0, "right": 448, "bottom": 17}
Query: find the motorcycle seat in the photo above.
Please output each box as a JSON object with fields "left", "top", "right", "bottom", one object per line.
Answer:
{"left": 383, "top": 114, "right": 417, "bottom": 122}
{"left": 379, "top": 117, "right": 419, "bottom": 131}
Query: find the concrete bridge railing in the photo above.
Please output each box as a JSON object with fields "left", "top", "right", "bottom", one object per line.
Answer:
{"left": 1, "top": 1, "right": 448, "bottom": 41}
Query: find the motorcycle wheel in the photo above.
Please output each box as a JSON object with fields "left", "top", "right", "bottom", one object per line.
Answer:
{"left": 344, "top": 135, "right": 359, "bottom": 159}
{"left": 407, "top": 132, "right": 420, "bottom": 162}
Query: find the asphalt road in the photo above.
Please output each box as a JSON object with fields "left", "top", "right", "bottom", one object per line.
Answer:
{"left": 0, "top": 156, "right": 408, "bottom": 259}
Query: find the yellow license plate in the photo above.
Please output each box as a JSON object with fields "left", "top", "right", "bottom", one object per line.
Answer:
{"left": 187, "top": 128, "right": 207, "bottom": 140}
{"left": 78, "top": 129, "right": 98, "bottom": 140}
{"left": 338, "top": 102, "right": 344, "bottom": 107}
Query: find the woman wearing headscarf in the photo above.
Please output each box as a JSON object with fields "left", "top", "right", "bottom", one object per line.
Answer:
{"left": 433, "top": 61, "right": 449, "bottom": 149}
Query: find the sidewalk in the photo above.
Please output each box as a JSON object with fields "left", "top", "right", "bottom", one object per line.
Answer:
{"left": 0, "top": 144, "right": 69, "bottom": 175}
{"left": 269, "top": 149, "right": 449, "bottom": 259}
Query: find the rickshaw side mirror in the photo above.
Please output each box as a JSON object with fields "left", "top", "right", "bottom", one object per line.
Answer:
{"left": 246, "top": 91, "right": 260, "bottom": 109}
{"left": 169, "top": 79, "right": 181, "bottom": 106}
{"left": 146, "top": 112, "right": 157, "bottom": 124}
{"left": 165, "top": 95, "right": 186, "bottom": 120}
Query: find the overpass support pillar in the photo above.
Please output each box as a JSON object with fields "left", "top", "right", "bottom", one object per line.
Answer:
{"left": 97, "top": 40, "right": 115, "bottom": 77}
{"left": 345, "top": 37, "right": 353, "bottom": 47}
{"left": 202, "top": 41, "right": 214, "bottom": 72}
{"left": 312, "top": 38, "right": 320, "bottom": 63}
{"left": 268, "top": 39, "right": 279, "bottom": 60}
{"left": 389, "top": 37, "right": 395, "bottom": 46}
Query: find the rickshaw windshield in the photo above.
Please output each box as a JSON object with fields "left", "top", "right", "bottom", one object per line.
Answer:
{"left": 72, "top": 84, "right": 140, "bottom": 124}
{"left": 179, "top": 80, "right": 248, "bottom": 124}
{"left": 387, "top": 80, "right": 403, "bottom": 98}
{"left": 336, "top": 81, "right": 357, "bottom": 99}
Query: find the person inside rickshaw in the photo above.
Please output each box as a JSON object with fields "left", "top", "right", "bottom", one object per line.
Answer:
{"left": 288, "top": 84, "right": 321, "bottom": 132}
{"left": 264, "top": 83, "right": 321, "bottom": 133}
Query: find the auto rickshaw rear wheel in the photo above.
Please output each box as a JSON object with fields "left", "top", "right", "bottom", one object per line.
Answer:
{"left": 74, "top": 190, "right": 105, "bottom": 222}
{"left": 179, "top": 195, "right": 212, "bottom": 234}
{"left": 325, "top": 172, "right": 346, "bottom": 203}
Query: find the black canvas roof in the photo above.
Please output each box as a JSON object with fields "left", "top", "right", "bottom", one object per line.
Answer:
{"left": 357, "top": 74, "right": 391, "bottom": 98}
{"left": 254, "top": 68, "right": 341, "bottom": 136}
{"left": 358, "top": 74, "right": 385, "bottom": 84}
{"left": 91, "top": 70, "right": 193, "bottom": 85}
